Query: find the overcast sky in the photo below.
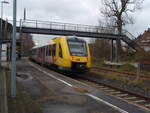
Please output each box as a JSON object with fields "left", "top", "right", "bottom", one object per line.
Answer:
{"left": 2, "top": 0, "right": 150, "bottom": 44}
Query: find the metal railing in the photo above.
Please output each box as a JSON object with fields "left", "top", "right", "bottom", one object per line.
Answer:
{"left": 8, "top": 19, "right": 138, "bottom": 43}
{"left": 122, "top": 30, "right": 136, "bottom": 40}
{"left": 19, "top": 19, "right": 119, "bottom": 35}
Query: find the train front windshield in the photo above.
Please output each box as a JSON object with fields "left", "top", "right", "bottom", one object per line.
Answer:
{"left": 68, "top": 41, "right": 87, "bottom": 56}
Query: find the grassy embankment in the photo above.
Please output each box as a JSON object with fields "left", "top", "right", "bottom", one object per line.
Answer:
{"left": 91, "top": 58, "right": 150, "bottom": 91}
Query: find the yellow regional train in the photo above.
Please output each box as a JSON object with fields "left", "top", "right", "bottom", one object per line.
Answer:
{"left": 31, "top": 36, "right": 91, "bottom": 73}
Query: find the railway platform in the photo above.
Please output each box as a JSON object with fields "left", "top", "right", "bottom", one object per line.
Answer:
{"left": 14, "top": 59, "right": 149, "bottom": 113}
{"left": 0, "top": 67, "right": 8, "bottom": 113}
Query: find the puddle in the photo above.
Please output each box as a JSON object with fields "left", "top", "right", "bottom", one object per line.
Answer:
{"left": 17, "top": 73, "right": 33, "bottom": 80}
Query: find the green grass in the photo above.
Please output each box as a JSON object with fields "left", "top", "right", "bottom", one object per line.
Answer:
{"left": 117, "top": 64, "right": 137, "bottom": 73}
{"left": 92, "top": 58, "right": 105, "bottom": 67}
{"left": 104, "top": 73, "right": 130, "bottom": 84}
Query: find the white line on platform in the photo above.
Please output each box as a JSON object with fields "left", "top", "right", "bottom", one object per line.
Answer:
{"left": 86, "top": 93, "right": 129, "bottom": 113}
{"left": 29, "top": 61, "right": 129, "bottom": 113}
{"left": 29, "top": 62, "right": 72, "bottom": 87}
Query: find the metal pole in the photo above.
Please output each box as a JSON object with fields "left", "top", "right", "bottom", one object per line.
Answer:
{"left": 11, "top": 0, "right": 17, "bottom": 98}
{"left": 0, "top": 2, "right": 3, "bottom": 65}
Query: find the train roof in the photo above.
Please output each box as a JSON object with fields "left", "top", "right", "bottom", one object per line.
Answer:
{"left": 32, "top": 40, "right": 55, "bottom": 49}
{"left": 31, "top": 36, "right": 85, "bottom": 50}
{"left": 66, "top": 36, "right": 85, "bottom": 42}
{"left": 52, "top": 36, "right": 85, "bottom": 42}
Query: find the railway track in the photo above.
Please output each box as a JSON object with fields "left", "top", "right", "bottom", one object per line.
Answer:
{"left": 92, "top": 67, "right": 150, "bottom": 80}
{"left": 71, "top": 74, "right": 150, "bottom": 111}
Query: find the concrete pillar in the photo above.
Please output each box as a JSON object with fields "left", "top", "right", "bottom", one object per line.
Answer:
{"left": 110, "top": 39, "right": 114, "bottom": 62}
{"left": 115, "top": 38, "right": 121, "bottom": 62}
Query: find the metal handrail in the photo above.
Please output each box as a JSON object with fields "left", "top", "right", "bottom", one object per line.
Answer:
{"left": 20, "top": 19, "right": 118, "bottom": 35}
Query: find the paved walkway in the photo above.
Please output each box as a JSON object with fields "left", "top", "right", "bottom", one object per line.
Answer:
{"left": 0, "top": 68, "right": 8, "bottom": 113}
{"left": 17, "top": 60, "right": 122, "bottom": 113}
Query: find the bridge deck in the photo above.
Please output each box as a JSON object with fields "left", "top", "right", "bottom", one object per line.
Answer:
{"left": 17, "top": 19, "right": 124, "bottom": 39}
{"left": 19, "top": 27, "right": 124, "bottom": 39}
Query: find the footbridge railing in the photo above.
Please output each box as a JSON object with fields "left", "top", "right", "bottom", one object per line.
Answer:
{"left": 19, "top": 19, "right": 119, "bottom": 35}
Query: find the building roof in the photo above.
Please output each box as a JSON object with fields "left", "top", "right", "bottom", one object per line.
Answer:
{"left": 137, "top": 28, "right": 150, "bottom": 46}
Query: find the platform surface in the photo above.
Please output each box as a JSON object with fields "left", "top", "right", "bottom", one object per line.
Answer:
{"left": 16, "top": 59, "right": 149, "bottom": 113}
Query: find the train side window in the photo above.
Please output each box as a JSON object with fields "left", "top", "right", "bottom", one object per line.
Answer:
{"left": 40, "top": 48, "right": 42, "bottom": 56}
{"left": 39, "top": 48, "right": 41, "bottom": 56}
{"left": 59, "top": 44, "right": 62, "bottom": 58}
{"left": 46, "top": 46, "right": 48, "bottom": 56}
{"left": 47, "top": 46, "right": 49, "bottom": 56}
{"left": 48, "top": 46, "right": 51, "bottom": 56}
{"left": 49, "top": 45, "right": 51, "bottom": 56}
{"left": 52, "top": 44, "right": 56, "bottom": 56}
{"left": 45, "top": 47, "right": 47, "bottom": 56}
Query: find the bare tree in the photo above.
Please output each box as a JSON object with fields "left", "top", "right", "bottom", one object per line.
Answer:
{"left": 101, "top": 0, "right": 144, "bottom": 34}
{"left": 19, "top": 33, "right": 35, "bottom": 56}
{"left": 92, "top": 39, "right": 111, "bottom": 60}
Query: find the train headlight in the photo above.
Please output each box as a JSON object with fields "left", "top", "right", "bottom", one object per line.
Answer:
{"left": 70, "top": 56, "right": 73, "bottom": 60}
{"left": 86, "top": 58, "right": 88, "bottom": 62}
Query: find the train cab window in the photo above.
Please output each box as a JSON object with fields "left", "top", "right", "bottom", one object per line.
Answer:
{"left": 59, "top": 44, "right": 62, "bottom": 58}
{"left": 68, "top": 40, "right": 87, "bottom": 56}
{"left": 52, "top": 44, "right": 56, "bottom": 56}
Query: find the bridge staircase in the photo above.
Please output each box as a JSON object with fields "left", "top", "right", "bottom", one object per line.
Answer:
{"left": 122, "top": 30, "right": 142, "bottom": 51}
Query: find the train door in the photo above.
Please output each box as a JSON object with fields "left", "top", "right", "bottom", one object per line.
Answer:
{"left": 51, "top": 44, "right": 56, "bottom": 64}
{"left": 58, "top": 43, "right": 63, "bottom": 64}
{"left": 38, "top": 48, "right": 42, "bottom": 63}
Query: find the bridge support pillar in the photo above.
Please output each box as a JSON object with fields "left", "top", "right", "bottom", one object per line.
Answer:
{"left": 115, "top": 38, "right": 121, "bottom": 62}
{"left": 110, "top": 39, "right": 114, "bottom": 62}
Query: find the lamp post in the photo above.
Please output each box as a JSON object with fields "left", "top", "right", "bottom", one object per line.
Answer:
{"left": 11, "top": 0, "right": 17, "bottom": 98}
{"left": 0, "top": 0, "right": 9, "bottom": 65}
